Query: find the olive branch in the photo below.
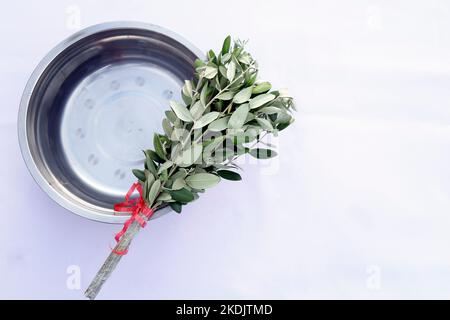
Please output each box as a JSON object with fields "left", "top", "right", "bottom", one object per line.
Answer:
{"left": 85, "top": 36, "right": 296, "bottom": 299}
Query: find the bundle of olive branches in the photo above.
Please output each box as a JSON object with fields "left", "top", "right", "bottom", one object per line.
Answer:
{"left": 85, "top": 36, "right": 295, "bottom": 299}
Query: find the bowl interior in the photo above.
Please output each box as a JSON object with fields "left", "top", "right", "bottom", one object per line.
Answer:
{"left": 24, "top": 26, "right": 198, "bottom": 221}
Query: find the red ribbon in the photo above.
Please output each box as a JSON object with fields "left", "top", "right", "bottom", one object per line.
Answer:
{"left": 112, "top": 182, "right": 154, "bottom": 255}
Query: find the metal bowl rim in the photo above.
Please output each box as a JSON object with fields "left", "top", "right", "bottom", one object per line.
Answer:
{"left": 18, "top": 21, "right": 204, "bottom": 224}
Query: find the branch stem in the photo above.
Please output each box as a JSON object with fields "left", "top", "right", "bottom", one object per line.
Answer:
{"left": 85, "top": 217, "right": 145, "bottom": 299}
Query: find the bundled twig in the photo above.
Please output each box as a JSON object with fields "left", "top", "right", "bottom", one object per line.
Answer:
{"left": 85, "top": 36, "right": 295, "bottom": 299}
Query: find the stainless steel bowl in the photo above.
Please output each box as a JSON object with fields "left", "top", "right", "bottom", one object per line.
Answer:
{"left": 18, "top": 22, "right": 203, "bottom": 223}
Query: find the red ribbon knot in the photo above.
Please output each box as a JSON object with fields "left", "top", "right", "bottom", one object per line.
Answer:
{"left": 112, "top": 182, "right": 154, "bottom": 255}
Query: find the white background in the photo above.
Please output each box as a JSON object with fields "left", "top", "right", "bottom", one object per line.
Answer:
{"left": 1, "top": 0, "right": 450, "bottom": 299}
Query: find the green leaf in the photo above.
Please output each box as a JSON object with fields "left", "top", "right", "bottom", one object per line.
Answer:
{"left": 170, "top": 100, "right": 194, "bottom": 123}
{"left": 170, "top": 201, "right": 183, "bottom": 213}
{"left": 148, "top": 179, "right": 161, "bottom": 206}
{"left": 245, "top": 72, "right": 258, "bottom": 87}
{"left": 165, "top": 110, "right": 177, "bottom": 124}
{"left": 217, "top": 170, "right": 242, "bottom": 181}
{"left": 160, "top": 169, "right": 169, "bottom": 181}
{"left": 221, "top": 35, "right": 231, "bottom": 55}
{"left": 162, "top": 118, "right": 173, "bottom": 137}
{"left": 252, "top": 82, "right": 272, "bottom": 94}
{"left": 181, "top": 91, "right": 192, "bottom": 105}
{"left": 194, "top": 59, "right": 205, "bottom": 69}
{"left": 190, "top": 100, "right": 205, "bottom": 120}
{"left": 208, "top": 116, "right": 230, "bottom": 131}
{"left": 172, "top": 177, "right": 186, "bottom": 190}
{"left": 170, "top": 142, "right": 181, "bottom": 160}
{"left": 156, "top": 192, "right": 171, "bottom": 202}
{"left": 245, "top": 112, "right": 255, "bottom": 123}
{"left": 226, "top": 60, "right": 236, "bottom": 82}
{"left": 231, "top": 53, "right": 242, "bottom": 69}
{"left": 200, "top": 84, "right": 208, "bottom": 107}
{"left": 219, "top": 65, "right": 227, "bottom": 78}
{"left": 204, "top": 66, "right": 218, "bottom": 79}
{"left": 207, "top": 50, "right": 217, "bottom": 62}
{"left": 238, "top": 53, "right": 252, "bottom": 65}
{"left": 233, "top": 87, "right": 253, "bottom": 104}
{"left": 221, "top": 53, "right": 231, "bottom": 64}
{"left": 153, "top": 134, "right": 166, "bottom": 160}
{"left": 182, "top": 80, "right": 193, "bottom": 98}
{"left": 132, "top": 169, "right": 146, "bottom": 182}
{"left": 143, "top": 179, "right": 149, "bottom": 199}
{"left": 217, "top": 91, "right": 235, "bottom": 101}
{"left": 249, "top": 148, "right": 278, "bottom": 159}
{"left": 277, "top": 121, "right": 292, "bottom": 131}
{"left": 170, "top": 127, "right": 188, "bottom": 142}
{"left": 259, "top": 106, "right": 281, "bottom": 114}
{"left": 172, "top": 168, "right": 188, "bottom": 179}
{"left": 185, "top": 173, "right": 221, "bottom": 189}
{"left": 214, "top": 76, "right": 222, "bottom": 91}
{"left": 256, "top": 118, "right": 274, "bottom": 131}
{"left": 174, "top": 143, "right": 203, "bottom": 167}
{"left": 157, "top": 160, "right": 173, "bottom": 174}
{"left": 193, "top": 112, "right": 220, "bottom": 129}
{"left": 144, "top": 152, "right": 157, "bottom": 175}
{"left": 228, "top": 104, "right": 249, "bottom": 129}
{"left": 145, "top": 172, "right": 155, "bottom": 187}
{"left": 169, "top": 188, "right": 195, "bottom": 203}
{"left": 145, "top": 150, "right": 164, "bottom": 163}
{"left": 249, "top": 93, "right": 276, "bottom": 109}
